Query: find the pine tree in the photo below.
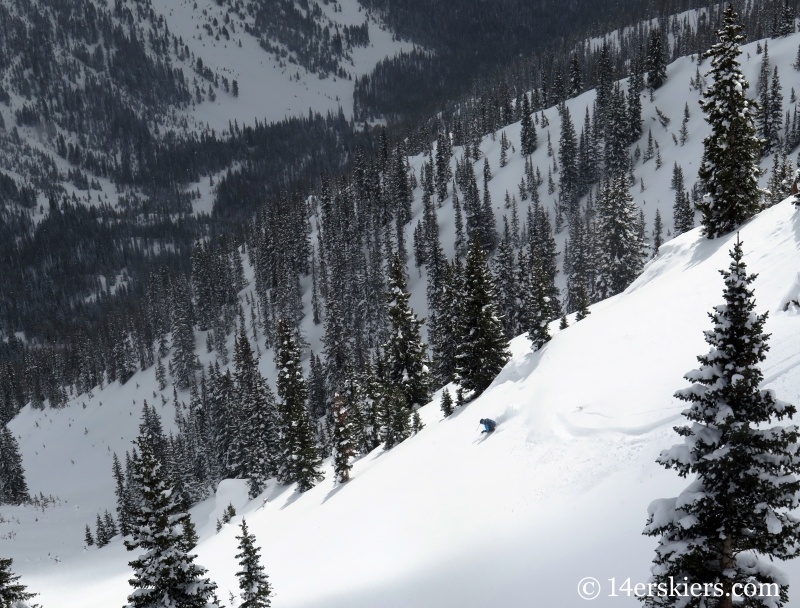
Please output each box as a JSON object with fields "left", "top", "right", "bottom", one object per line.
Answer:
{"left": 275, "top": 318, "right": 323, "bottom": 493}
{"left": 595, "top": 175, "right": 648, "bottom": 299}
{"left": 235, "top": 519, "right": 272, "bottom": 608}
{"left": 331, "top": 393, "right": 355, "bottom": 483}
{"left": 697, "top": 5, "right": 763, "bottom": 239}
{"left": 383, "top": 254, "right": 431, "bottom": 408}
{"left": 170, "top": 280, "right": 197, "bottom": 390}
{"left": 652, "top": 209, "right": 663, "bottom": 257}
{"left": 0, "top": 426, "right": 28, "bottom": 504}
{"left": 380, "top": 385, "right": 411, "bottom": 449}
{"left": 519, "top": 93, "right": 537, "bottom": 156}
{"left": 558, "top": 105, "right": 580, "bottom": 217}
{"left": 522, "top": 248, "right": 552, "bottom": 352}
{"left": 124, "top": 435, "right": 220, "bottom": 608}
{"left": 644, "top": 239, "right": 800, "bottom": 608}
{"left": 646, "top": 27, "right": 667, "bottom": 90}
{"left": 775, "top": 0, "right": 796, "bottom": 37}
{"left": 440, "top": 388, "right": 454, "bottom": 418}
{"left": 85, "top": 524, "right": 95, "bottom": 547}
{"left": 0, "top": 558, "right": 37, "bottom": 608}
{"left": 569, "top": 53, "right": 582, "bottom": 98}
{"left": 455, "top": 234, "right": 511, "bottom": 395}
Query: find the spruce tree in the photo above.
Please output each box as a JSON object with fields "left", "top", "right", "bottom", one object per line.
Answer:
{"left": 455, "top": 234, "right": 511, "bottom": 395}
{"left": 382, "top": 254, "right": 431, "bottom": 408}
{"left": 331, "top": 393, "right": 356, "bottom": 483}
{"left": 235, "top": 519, "right": 271, "bottom": 608}
{"left": 0, "top": 426, "right": 28, "bottom": 504}
{"left": 85, "top": 524, "right": 95, "bottom": 547}
{"left": 697, "top": 5, "right": 763, "bottom": 239}
{"left": 522, "top": 248, "right": 552, "bottom": 352}
{"left": 519, "top": 93, "right": 537, "bottom": 156}
{"left": 652, "top": 209, "right": 663, "bottom": 257}
{"left": 440, "top": 388, "right": 454, "bottom": 418}
{"left": 646, "top": 27, "right": 667, "bottom": 90}
{"left": 380, "top": 386, "right": 411, "bottom": 449}
{"left": 595, "top": 175, "right": 648, "bottom": 300}
{"left": 644, "top": 239, "right": 800, "bottom": 608}
{"left": 124, "top": 435, "right": 220, "bottom": 608}
{"left": 275, "top": 318, "right": 323, "bottom": 493}
{"left": 170, "top": 280, "right": 197, "bottom": 390}
{"left": 0, "top": 558, "right": 37, "bottom": 608}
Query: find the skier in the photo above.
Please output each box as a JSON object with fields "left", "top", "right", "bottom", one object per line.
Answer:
{"left": 479, "top": 418, "right": 496, "bottom": 433}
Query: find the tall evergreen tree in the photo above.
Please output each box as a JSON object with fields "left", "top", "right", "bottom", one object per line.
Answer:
{"left": 519, "top": 93, "right": 537, "bottom": 156}
{"left": 124, "top": 435, "right": 220, "bottom": 608}
{"left": 522, "top": 248, "right": 552, "bottom": 352}
{"left": 646, "top": 27, "right": 667, "bottom": 90}
{"left": 0, "top": 558, "right": 38, "bottom": 608}
{"left": 235, "top": 519, "right": 272, "bottom": 608}
{"left": 275, "top": 318, "right": 323, "bottom": 493}
{"left": 331, "top": 393, "right": 356, "bottom": 483}
{"left": 644, "top": 239, "right": 800, "bottom": 608}
{"left": 697, "top": 5, "right": 763, "bottom": 239}
{"left": 170, "top": 280, "right": 197, "bottom": 390}
{"left": 383, "top": 254, "right": 431, "bottom": 408}
{"left": 380, "top": 385, "right": 411, "bottom": 449}
{"left": 455, "top": 234, "right": 511, "bottom": 395}
{"left": 595, "top": 175, "right": 648, "bottom": 300}
{"left": 0, "top": 426, "right": 28, "bottom": 504}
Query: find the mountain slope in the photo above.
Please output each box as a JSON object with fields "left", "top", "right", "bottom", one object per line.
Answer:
{"left": 6, "top": 202, "right": 800, "bottom": 606}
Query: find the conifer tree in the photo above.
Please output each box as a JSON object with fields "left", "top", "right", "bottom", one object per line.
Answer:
{"left": 646, "top": 28, "right": 667, "bottom": 90}
{"left": 124, "top": 434, "right": 220, "bottom": 608}
{"left": 275, "top": 318, "right": 323, "bottom": 493}
{"left": 0, "top": 558, "right": 37, "bottom": 608}
{"left": 595, "top": 175, "right": 648, "bottom": 299}
{"left": 455, "top": 234, "right": 511, "bottom": 395}
{"left": 519, "top": 93, "right": 537, "bottom": 156}
{"left": 85, "top": 524, "right": 95, "bottom": 547}
{"left": 383, "top": 254, "right": 431, "bottom": 408}
{"left": 652, "top": 209, "right": 663, "bottom": 257}
{"left": 440, "top": 388, "right": 454, "bottom": 418}
{"left": 644, "top": 239, "right": 800, "bottom": 608}
{"left": 331, "top": 393, "right": 355, "bottom": 483}
{"left": 522, "top": 248, "right": 552, "bottom": 352}
{"left": 0, "top": 426, "right": 28, "bottom": 504}
{"left": 170, "top": 280, "right": 197, "bottom": 390}
{"left": 697, "top": 5, "right": 763, "bottom": 239}
{"left": 235, "top": 519, "right": 272, "bottom": 608}
{"left": 380, "top": 386, "right": 411, "bottom": 449}
{"left": 231, "top": 325, "right": 279, "bottom": 496}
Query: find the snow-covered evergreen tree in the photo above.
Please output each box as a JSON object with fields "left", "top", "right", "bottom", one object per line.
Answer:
{"left": 275, "top": 317, "right": 323, "bottom": 493}
{"left": 522, "top": 248, "right": 552, "bottom": 352}
{"left": 440, "top": 388, "right": 454, "bottom": 418}
{"left": 595, "top": 175, "right": 648, "bottom": 300}
{"left": 455, "top": 234, "right": 511, "bottom": 395}
{"left": 0, "top": 425, "right": 28, "bottom": 504}
{"left": 380, "top": 385, "right": 411, "bottom": 449}
{"left": 646, "top": 27, "right": 667, "bottom": 90}
{"left": 331, "top": 393, "right": 356, "bottom": 483}
{"left": 124, "top": 434, "right": 220, "bottom": 608}
{"left": 644, "top": 238, "right": 800, "bottom": 608}
{"left": 697, "top": 4, "right": 763, "bottom": 239}
{"left": 0, "top": 558, "right": 38, "bottom": 608}
{"left": 383, "top": 254, "right": 431, "bottom": 408}
{"left": 520, "top": 92, "right": 537, "bottom": 157}
{"left": 235, "top": 519, "right": 272, "bottom": 608}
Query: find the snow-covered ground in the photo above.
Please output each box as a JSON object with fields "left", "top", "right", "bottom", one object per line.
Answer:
{"left": 8, "top": 195, "right": 800, "bottom": 608}
{"left": 4, "top": 26, "right": 800, "bottom": 608}
{"left": 153, "top": 0, "right": 413, "bottom": 132}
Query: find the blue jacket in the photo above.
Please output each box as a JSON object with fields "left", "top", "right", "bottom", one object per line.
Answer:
{"left": 482, "top": 419, "right": 496, "bottom": 432}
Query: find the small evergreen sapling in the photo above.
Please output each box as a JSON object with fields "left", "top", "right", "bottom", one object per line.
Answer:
{"left": 235, "top": 519, "right": 272, "bottom": 608}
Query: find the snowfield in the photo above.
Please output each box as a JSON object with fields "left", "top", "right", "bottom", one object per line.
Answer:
{"left": 4, "top": 27, "right": 800, "bottom": 608}
{"left": 6, "top": 199, "right": 800, "bottom": 607}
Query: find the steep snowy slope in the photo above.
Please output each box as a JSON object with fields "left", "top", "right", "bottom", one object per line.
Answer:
{"left": 6, "top": 204, "right": 800, "bottom": 606}
{"left": 5, "top": 27, "right": 800, "bottom": 608}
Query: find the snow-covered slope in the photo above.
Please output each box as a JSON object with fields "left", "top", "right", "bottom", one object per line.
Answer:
{"left": 7, "top": 203, "right": 800, "bottom": 606}
{"left": 152, "top": 0, "right": 413, "bottom": 131}
{"left": 5, "top": 27, "right": 800, "bottom": 608}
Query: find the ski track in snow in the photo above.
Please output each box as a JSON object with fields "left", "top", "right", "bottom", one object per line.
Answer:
{"left": 5, "top": 31, "right": 800, "bottom": 608}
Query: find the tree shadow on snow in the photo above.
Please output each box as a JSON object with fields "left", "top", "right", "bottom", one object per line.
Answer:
{"left": 321, "top": 480, "right": 349, "bottom": 504}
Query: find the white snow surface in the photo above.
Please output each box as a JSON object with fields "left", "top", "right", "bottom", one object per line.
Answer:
{"left": 5, "top": 29, "right": 800, "bottom": 608}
